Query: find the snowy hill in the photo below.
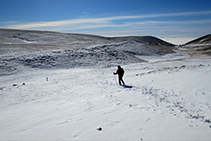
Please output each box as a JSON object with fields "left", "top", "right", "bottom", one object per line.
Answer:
{"left": 185, "top": 34, "right": 211, "bottom": 45}
{"left": 181, "top": 34, "right": 211, "bottom": 56}
{"left": 0, "top": 29, "right": 211, "bottom": 140}
{"left": 0, "top": 29, "right": 175, "bottom": 46}
{"left": 0, "top": 29, "right": 175, "bottom": 76}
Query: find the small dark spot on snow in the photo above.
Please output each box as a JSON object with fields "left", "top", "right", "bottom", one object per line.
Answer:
{"left": 205, "top": 119, "right": 211, "bottom": 123}
{"left": 97, "top": 127, "right": 102, "bottom": 131}
{"left": 198, "top": 64, "right": 204, "bottom": 67}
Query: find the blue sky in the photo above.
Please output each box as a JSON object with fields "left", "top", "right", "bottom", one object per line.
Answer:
{"left": 1, "top": 0, "right": 211, "bottom": 44}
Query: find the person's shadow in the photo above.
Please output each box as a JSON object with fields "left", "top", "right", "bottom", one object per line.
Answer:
{"left": 121, "top": 84, "right": 133, "bottom": 88}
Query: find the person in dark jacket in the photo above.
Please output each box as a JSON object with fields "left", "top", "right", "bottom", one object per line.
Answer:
{"left": 113, "top": 65, "right": 125, "bottom": 85}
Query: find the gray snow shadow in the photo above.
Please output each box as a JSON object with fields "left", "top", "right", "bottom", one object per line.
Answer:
{"left": 121, "top": 85, "right": 133, "bottom": 88}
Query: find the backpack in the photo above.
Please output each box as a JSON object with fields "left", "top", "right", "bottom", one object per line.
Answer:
{"left": 118, "top": 68, "right": 124, "bottom": 75}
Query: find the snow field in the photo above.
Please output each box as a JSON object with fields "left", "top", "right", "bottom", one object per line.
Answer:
{"left": 0, "top": 58, "right": 211, "bottom": 140}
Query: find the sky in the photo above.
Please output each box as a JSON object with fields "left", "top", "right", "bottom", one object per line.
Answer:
{"left": 0, "top": 0, "right": 211, "bottom": 44}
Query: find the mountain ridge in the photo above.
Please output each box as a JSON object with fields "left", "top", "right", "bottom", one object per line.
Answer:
{"left": 0, "top": 28, "right": 175, "bottom": 46}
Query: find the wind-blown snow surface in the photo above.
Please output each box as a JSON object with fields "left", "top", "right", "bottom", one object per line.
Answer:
{"left": 0, "top": 57, "right": 211, "bottom": 140}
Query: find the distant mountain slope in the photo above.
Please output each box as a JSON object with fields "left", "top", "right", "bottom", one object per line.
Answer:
{"left": 0, "top": 28, "right": 175, "bottom": 54}
{"left": 182, "top": 34, "right": 211, "bottom": 56}
{"left": 0, "top": 28, "right": 175, "bottom": 47}
{"left": 112, "top": 36, "right": 175, "bottom": 47}
{"left": 0, "top": 29, "right": 176, "bottom": 76}
{"left": 185, "top": 34, "right": 211, "bottom": 45}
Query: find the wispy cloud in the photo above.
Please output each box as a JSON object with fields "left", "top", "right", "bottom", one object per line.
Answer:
{"left": 0, "top": 21, "right": 18, "bottom": 24}
{"left": 7, "top": 10, "right": 211, "bottom": 30}
{"left": 123, "top": 19, "right": 211, "bottom": 27}
{"left": 8, "top": 18, "right": 108, "bottom": 29}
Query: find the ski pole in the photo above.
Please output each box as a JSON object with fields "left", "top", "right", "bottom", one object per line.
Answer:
{"left": 113, "top": 74, "right": 118, "bottom": 85}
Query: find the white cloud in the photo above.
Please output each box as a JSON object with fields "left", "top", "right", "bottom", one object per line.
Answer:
{"left": 8, "top": 18, "right": 108, "bottom": 29}
{"left": 7, "top": 10, "right": 211, "bottom": 30}
{"left": 0, "top": 21, "right": 18, "bottom": 24}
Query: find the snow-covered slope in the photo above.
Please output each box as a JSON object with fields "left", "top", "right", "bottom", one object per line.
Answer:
{"left": 185, "top": 34, "right": 211, "bottom": 45}
{"left": 0, "top": 57, "right": 210, "bottom": 140}
{"left": 0, "top": 29, "right": 175, "bottom": 46}
{"left": 0, "top": 29, "right": 211, "bottom": 140}
{"left": 181, "top": 34, "right": 211, "bottom": 56}
{"left": 0, "top": 29, "right": 175, "bottom": 76}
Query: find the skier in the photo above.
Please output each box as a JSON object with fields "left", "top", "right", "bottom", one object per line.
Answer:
{"left": 113, "top": 65, "right": 125, "bottom": 85}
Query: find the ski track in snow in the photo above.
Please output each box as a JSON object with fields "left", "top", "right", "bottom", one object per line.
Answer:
{"left": 0, "top": 59, "right": 211, "bottom": 140}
